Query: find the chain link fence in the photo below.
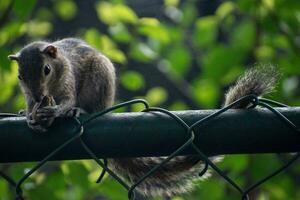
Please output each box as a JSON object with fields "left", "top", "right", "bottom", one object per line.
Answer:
{"left": 0, "top": 95, "right": 299, "bottom": 200}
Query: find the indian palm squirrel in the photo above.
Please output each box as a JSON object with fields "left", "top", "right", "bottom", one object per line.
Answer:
{"left": 8, "top": 38, "right": 278, "bottom": 197}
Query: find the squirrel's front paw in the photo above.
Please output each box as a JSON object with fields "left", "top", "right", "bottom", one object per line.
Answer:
{"left": 35, "top": 105, "right": 59, "bottom": 120}
{"left": 32, "top": 105, "right": 58, "bottom": 129}
{"left": 26, "top": 117, "right": 48, "bottom": 133}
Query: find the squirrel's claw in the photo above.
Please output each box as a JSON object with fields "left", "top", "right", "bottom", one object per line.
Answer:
{"left": 36, "top": 105, "right": 59, "bottom": 118}
{"left": 64, "top": 107, "right": 86, "bottom": 118}
{"left": 26, "top": 117, "right": 48, "bottom": 133}
{"left": 26, "top": 117, "right": 37, "bottom": 125}
{"left": 35, "top": 111, "right": 56, "bottom": 119}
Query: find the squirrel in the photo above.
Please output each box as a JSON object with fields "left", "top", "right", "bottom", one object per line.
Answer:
{"left": 8, "top": 38, "right": 115, "bottom": 132}
{"left": 8, "top": 38, "right": 279, "bottom": 197}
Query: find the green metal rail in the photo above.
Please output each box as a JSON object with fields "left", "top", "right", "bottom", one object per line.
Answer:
{"left": 0, "top": 107, "right": 300, "bottom": 163}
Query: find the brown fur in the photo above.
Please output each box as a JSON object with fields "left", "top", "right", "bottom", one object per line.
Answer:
{"left": 11, "top": 38, "right": 115, "bottom": 131}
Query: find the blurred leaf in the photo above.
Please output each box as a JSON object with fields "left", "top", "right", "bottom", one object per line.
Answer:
{"left": 145, "top": 87, "right": 168, "bottom": 106}
{"left": 27, "top": 169, "right": 66, "bottom": 200}
{"left": 169, "top": 101, "right": 188, "bottom": 111}
{"left": 0, "top": 0, "right": 10, "bottom": 11}
{"left": 8, "top": 163, "right": 35, "bottom": 181}
{"left": 282, "top": 76, "right": 298, "bottom": 98}
{"left": 0, "top": 62, "right": 18, "bottom": 104}
{"left": 256, "top": 192, "right": 269, "bottom": 200}
{"left": 120, "top": 71, "right": 145, "bottom": 91}
{"left": 111, "top": 100, "right": 128, "bottom": 113}
{"left": 220, "top": 66, "right": 243, "bottom": 85}
{"left": 165, "top": 6, "right": 183, "bottom": 23}
{"left": 96, "top": 2, "right": 138, "bottom": 25}
{"left": 216, "top": 1, "right": 236, "bottom": 20}
{"left": 255, "top": 45, "right": 275, "bottom": 61}
{"left": 272, "top": 34, "right": 290, "bottom": 49}
{"left": 219, "top": 155, "right": 249, "bottom": 174}
{"left": 35, "top": 7, "right": 54, "bottom": 21}
{"left": 130, "top": 42, "right": 157, "bottom": 62}
{"left": 109, "top": 23, "right": 132, "bottom": 43}
{"left": 193, "top": 16, "right": 218, "bottom": 48}
{"left": 24, "top": 20, "right": 53, "bottom": 37}
{"left": 12, "top": 93, "right": 26, "bottom": 111}
{"left": 192, "top": 79, "right": 220, "bottom": 108}
{"left": 230, "top": 20, "right": 255, "bottom": 51}
{"left": 194, "top": 178, "right": 225, "bottom": 200}
{"left": 265, "top": 176, "right": 293, "bottom": 199}
{"left": 97, "top": 178, "right": 128, "bottom": 200}
{"left": 166, "top": 45, "right": 191, "bottom": 75}
{"left": 163, "top": 26, "right": 183, "bottom": 44}
{"left": 279, "top": 53, "right": 300, "bottom": 74}
{"left": 201, "top": 45, "right": 245, "bottom": 82}
{"left": 85, "top": 29, "right": 127, "bottom": 64}
{"left": 64, "top": 161, "right": 90, "bottom": 190}
{"left": 84, "top": 28, "right": 102, "bottom": 49}
{"left": 164, "top": 0, "right": 180, "bottom": 7}
{"left": 137, "top": 18, "right": 170, "bottom": 44}
{"left": 172, "top": 197, "right": 184, "bottom": 200}
{"left": 54, "top": 0, "right": 77, "bottom": 21}
{"left": 0, "top": 179, "right": 10, "bottom": 200}
{"left": 13, "top": 0, "right": 36, "bottom": 19}
{"left": 262, "top": 0, "right": 275, "bottom": 10}
{"left": 99, "top": 35, "right": 127, "bottom": 63}
{"left": 249, "top": 155, "right": 280, "bottom": 180}
{"left": 0, "top": 48, "right": 11, "bottom": 71}
{"left": 0, "top": 22, "right": 24, "bottom": 45}
{"left": 181, "top": 1, "right": 197, "bottom": 26}
{"left": 236, "top": 0, "right": 257, "bottom": 14}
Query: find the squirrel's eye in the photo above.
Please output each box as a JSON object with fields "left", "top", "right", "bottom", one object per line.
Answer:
{"left": 44, "top": 64, "right": 51, "bottom": 76}
{"left": 18, "top": 75, "right": 22, "bottom": 80}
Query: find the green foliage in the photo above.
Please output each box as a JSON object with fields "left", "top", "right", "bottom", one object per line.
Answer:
{"left": 13, "top": 0, "right": 36, "bottom": 19}
{"left": 192, "top": 78, "right": 220, "bottom": 108}
{"left": 120, "top": 71, "right": 145, "bottom": 91}
{"left": 25, "top": 20, "right": 53, "bottom": 37}
{"left": 193, "top": 16, "right": 218, "bottom": 48}
{"left": 54, "top": 0, "right": 77, "bottom": 21}
{"left": 129, "top": 41, "right": 157, "bottom": 62}
{"left": 145, "top": 87, "right": 168, "bottom": 106}
{"left": 166, "top": 45, "right": 191, "bottom": 75}
{"left": 137, "top": 18, "right": 170, "bottom": 44}
{"left": 84, "top": 28, "right": 127, "bottom": 63}
{"left": 96, "top": 1, "right": 138, "bottom": 25}
{"left": 0, "top": 0, "right": 300, "bottom": 199}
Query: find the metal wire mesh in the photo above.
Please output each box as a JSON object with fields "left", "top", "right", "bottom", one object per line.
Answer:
{"left": 0, "top": 95, "right": 299, "bottom": 200}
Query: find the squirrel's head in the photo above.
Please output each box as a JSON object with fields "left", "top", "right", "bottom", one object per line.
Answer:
{"left": 8, "top": 42, "right": 65, "bottom": 102}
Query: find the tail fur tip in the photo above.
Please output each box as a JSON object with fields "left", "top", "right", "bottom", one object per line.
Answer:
{"left": 225, "top": 64, "right": 280, "bottom": 107}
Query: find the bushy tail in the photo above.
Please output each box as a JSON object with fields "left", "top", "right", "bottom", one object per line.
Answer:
{"left": 109, "top": 156, "right": 214, "bottom": 197}
{"left": 109, "top": 65, "right": 279, "bottom": 197}
{"left": 224, "top": 64, "right": 279, "bottom": 108}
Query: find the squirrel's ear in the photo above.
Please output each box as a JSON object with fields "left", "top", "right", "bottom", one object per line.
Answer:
{"left": 8, "top": 54, "right": 19, "bottom": 61}
{"left": 42, "top": 45, "right": 57, "bottom": 58}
